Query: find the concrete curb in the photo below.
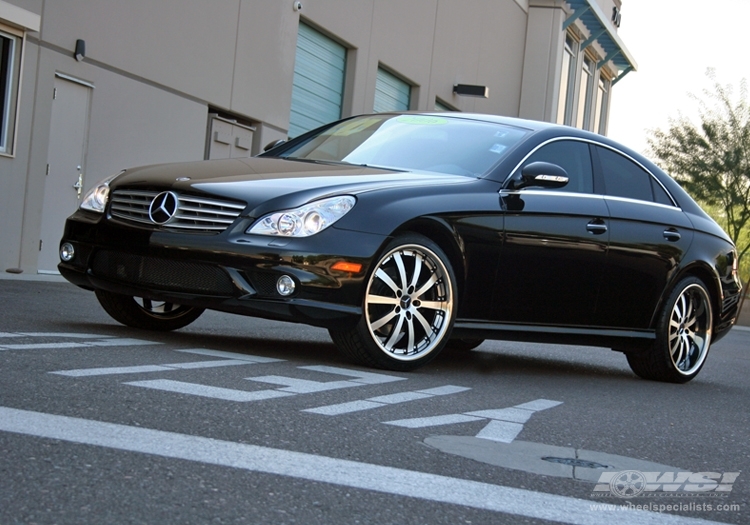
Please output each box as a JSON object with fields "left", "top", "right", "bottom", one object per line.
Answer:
{"left": 0, "top": 272, "right": 65, "bottom": 282}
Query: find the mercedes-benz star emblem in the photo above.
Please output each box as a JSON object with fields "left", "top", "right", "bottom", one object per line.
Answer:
{"left": 148, "top": 191, "right": 179, "bottom": 225}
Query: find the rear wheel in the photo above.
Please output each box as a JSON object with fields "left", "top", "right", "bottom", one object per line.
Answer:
{"left": 626, "top": 276, "right": 713, "bottom": 383}
{"left": 95, "top": 289, "right": 204, "bottom": 331}
{"left": 330, "top": 233, "right": 457, "bottom": 371}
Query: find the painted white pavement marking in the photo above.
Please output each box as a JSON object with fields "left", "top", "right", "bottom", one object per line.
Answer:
{"left": 51, "top": 360, "right": 260, "bottom": 377}
{"left": 176, "top": 348, "right": 282, "bottom": 363}
{"left": 0, "top": 332, "right": 116, "bottom": 339}
{"left": 247, "top": 366, "right": 407, "bottom": 394}
{"left": 385, "top": 398, "right": 563, "bottom": 443}
{"left": 247, "top": 375, "right": 362, "bottom": 394}
{"left": 124, "top": 379, "right": 293, "bottom": 402}
{"left": 384, "top": 414, "right": 484, "bottom": 428}
{"left": 0, "top": 332, "right": 162, "bottom": 350}
{"left": 300, "top": 365, "right": 406, "bottom": 384}
{"left": 305, "top": 385, "right": 472, "bottom": 416}
{"left": 50, "top": 349, "right": 283, "bottom": 377}
{"left": 475, "top": 420, "right": 525, "bottom": 443}
{"left": 0, "top": 407, "right": 727, "bottom": 525}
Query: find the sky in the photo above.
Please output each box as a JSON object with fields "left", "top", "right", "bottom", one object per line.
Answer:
{"left": 607, "top": 0, "right": 750, "bottom": 156}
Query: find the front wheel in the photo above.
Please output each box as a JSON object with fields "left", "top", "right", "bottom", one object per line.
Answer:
{"left": 626, "top": 277, "right": 713, "bottom": 383}
{"left": 95, "top": 289, "right": 205, "bottom": 331}
{"left": 330, "top": 234, "right": 457, "bottom": 371}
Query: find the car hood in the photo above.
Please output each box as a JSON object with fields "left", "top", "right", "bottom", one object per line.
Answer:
{"left": 111, "top": 156, "right": 470, "bottom": 216}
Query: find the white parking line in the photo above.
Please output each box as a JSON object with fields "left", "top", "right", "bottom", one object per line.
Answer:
{"left": 176, "top": 349, "right": 282, "bottom": 363}
{"left": 0, "top": 407, "right": 725, "bottom": 525}
{"left": 385, "top": 398, "right": 564, "bottom": 444}
{"left": 124, "top": 379, "right": 293, "bottom": 402}
{"left": 0, "top": 332, "right": 116, "bottom": 339}
{"left": 248, "top": 375, "right": 362, "bottom": 394}
{"left": 475, "top": 420, "right": 525, "bottom": 443}
{"left": 0, "top": 338, "right": 158, "bottom": 350}
{"left": 305, "top": 385, "right": 472, "bottom": 416}
{"left": 300, "top": 366, "right": 406, "bottom": 384}
{"left": 385, "top": 413, "right": 483, "bottom": 428}
{"left": 51, "top": 360, "right": 260, "bottom": 377}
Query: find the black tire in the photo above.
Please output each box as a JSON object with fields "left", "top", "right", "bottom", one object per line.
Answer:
{"left": 329, "top": 233, "right": 457, "bottom": 371}
{"left": 95, "top": 289, "right": 204, "bottom": 331}
{"left": 626, "top": 276, "right": 713, "bottom": 383}
{"left": 446, "top": 338, "right": 485, "bottom": 351}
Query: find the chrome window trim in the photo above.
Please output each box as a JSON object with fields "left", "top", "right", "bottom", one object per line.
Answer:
{"left": 601, "top": 194, "right": 683, "bottom": 212}
{"left": 502, "top": 136, "right": 678, "bottom": 207}
{"left": 499, "top": 189, "right": 605, "bottom": 202}
{"left": 499, "top": 188, "right": 682, "bottom": 213}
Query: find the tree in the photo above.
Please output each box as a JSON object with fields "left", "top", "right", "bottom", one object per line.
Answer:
{"left": 648, "top": 70, "right": 750, "bottom": 313}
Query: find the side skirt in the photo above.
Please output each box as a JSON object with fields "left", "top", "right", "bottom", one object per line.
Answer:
{"left": 451, "top": 320, "right": 655, "bottom": 352}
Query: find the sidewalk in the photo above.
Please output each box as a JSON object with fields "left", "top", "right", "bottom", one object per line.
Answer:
{"left": 0, "top": 272, "right": 65, "bottom": 283}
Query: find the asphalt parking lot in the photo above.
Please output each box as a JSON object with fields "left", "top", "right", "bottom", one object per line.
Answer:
{"left": 1, "top": 276, "right": 748, "bottom": 524}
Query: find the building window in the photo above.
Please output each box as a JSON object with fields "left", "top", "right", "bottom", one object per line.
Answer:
{"left": 288, "top": 23, "right": 346, "bottom": 139}
{"left": 0, "top": 27, "right": 22, "bottom": 155}
{"left": 556, "top": 35, "right": 577, "bottom": 125}
{"left": 593, "top": 76, "right": 610, "bottom": 135}
{"left": 434, "top": 98, "right": 456, "bottom": 112}
{"left": 575, "top": 55, "right": 593, "bottom": 129}
{"left": 374, "top": 67, "right": 411, "bottom": 113}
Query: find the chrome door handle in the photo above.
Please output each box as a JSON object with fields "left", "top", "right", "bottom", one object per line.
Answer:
{"left": 586, "top": 220, "right": 608, "bottom": 235}
{"left": 663, "top": 229, "right": 681, "bottom": 242}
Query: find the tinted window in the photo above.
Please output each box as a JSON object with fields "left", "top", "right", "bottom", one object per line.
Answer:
{"left": 597, "top": 146, "right": 654, "bottom": 201}
{"left": 280, "top": 115, "right": 529, "bottom": 177}
{"left": 651, "top": 177, "right": 675, "bottom": 206}
{"left": 521, "top": 140, "right": 593, "bottom": 193}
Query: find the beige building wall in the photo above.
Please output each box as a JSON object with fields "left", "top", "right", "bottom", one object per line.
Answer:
{"left": 0, "top": 0, "right": 631, "bottom": 275}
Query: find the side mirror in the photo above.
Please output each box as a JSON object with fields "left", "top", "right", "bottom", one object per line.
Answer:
{"left": 509, "top": 161, "right": 569, "bottom": 190}
{"left": 263, "top": 139, "right": 287, "bottom": 152}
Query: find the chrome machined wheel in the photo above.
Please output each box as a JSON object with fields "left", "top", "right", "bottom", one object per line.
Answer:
{"left": 625, "top": 276, "right": 714, "bottom": 383}
{"left": 135, "top": 297, "right": 186, "bottom": 317}
{"left": 667, "top": 283, "right": 712, "bottom": 375}
{"left": 95, "top": 289, "right": 204, "bottom": 331}
{"left": 364, "top": 243, "right": 454, "bottom": 361}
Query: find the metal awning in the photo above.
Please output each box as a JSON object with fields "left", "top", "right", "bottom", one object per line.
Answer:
{"left": 564, "top": 0, "right": 637, "bottom": 84}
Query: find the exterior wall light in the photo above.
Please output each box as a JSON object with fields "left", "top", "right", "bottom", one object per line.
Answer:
{"left": 74, "top": 39, "right": 86, "bottom": 61}
{"left": 453, "top": 84, "right": 489, "bottom": 98}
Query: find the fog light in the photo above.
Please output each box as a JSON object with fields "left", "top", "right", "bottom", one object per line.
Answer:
{"left": 60, "top": 243, "right": 75, "bottom": 262}
{"left": 276, "top": 275, "right": 296, "bottom": 296}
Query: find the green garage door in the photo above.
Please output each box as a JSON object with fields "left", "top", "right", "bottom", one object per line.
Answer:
{"left": 288, "top": 23, "right": 346, "bottom": 138}
{"left": 374, "top": 67, "right": 410, "bottom": 113}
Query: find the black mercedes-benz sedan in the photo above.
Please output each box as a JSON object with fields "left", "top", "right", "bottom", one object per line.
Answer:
{"left": 58, "top": 113, "right": 742, "bottom": 383}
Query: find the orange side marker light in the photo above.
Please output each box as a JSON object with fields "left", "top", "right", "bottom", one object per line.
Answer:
{"left": 331, "top": 261, "right": 362, "bottom": 273}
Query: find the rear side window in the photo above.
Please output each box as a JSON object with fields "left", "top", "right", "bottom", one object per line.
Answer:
{"left": 651, "top": 178, "right": 675, "bottom": 206}
{"left": 596, "top": 146, "right": 654, "bottom": 202}
{"left": 521, "top": 140, "right": 593, "bottom": 193}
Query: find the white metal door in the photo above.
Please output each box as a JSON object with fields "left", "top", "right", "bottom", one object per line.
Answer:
{"left": 38, "top": 75, "right": 91, "bottom": 273}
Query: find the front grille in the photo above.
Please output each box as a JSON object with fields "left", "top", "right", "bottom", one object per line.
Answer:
{"left": 110, "top": 189, "right": 245, "bottom": 233}
{"left": 91, "top": 250, "right": 236, "bottom": 295}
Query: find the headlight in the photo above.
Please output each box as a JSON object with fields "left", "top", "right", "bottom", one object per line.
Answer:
{"left": 247, "top": 196, "right": 356, "bottom": 237}
{"left": 79, "top": 171, "right": 124, "bottom": 213}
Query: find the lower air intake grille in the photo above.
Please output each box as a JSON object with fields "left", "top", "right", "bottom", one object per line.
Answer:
{"left": 92, "top": 250, "right": 235, "bottom": 295}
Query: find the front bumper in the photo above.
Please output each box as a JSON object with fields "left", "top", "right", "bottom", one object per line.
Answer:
{"left": 58, "top": 210, "right": 388, "bottom": 329}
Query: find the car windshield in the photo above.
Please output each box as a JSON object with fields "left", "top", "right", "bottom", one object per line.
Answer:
{"left": 278, "top": 114, "right": 529, "bottom": 177}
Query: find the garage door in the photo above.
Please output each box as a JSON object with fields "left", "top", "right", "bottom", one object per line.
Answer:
{"left": 373, "top": 67, "right": 410, "bottom": 113}
{"left": 288, "top": 23, "right": 346, "bottom": 138}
